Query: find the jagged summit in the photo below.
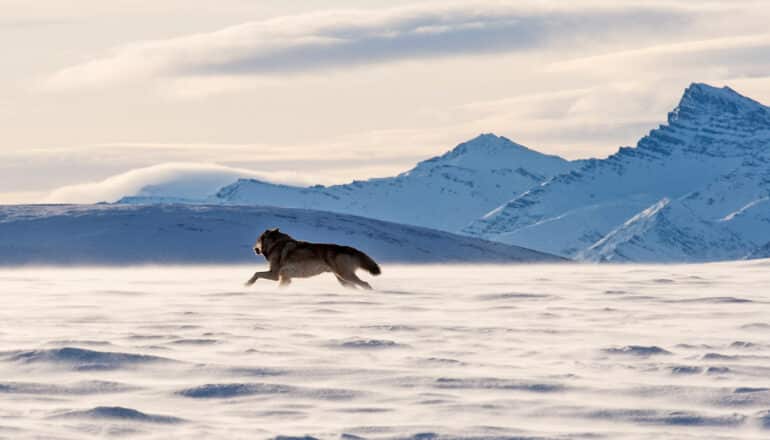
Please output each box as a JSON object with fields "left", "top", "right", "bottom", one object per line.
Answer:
{"left": 623, "top": 82, "right": 770, "bottom": 159}
{"left": 680, "top": 83, "right": 762, "bottom": 108}
{"left": 670, "top": 82, "right": 770, "bottom": 125}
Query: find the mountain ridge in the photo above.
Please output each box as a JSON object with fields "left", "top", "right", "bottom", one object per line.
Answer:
{"left": 465, "top": 83, "right": 770, "bottom": 261}
{"left": 122, "top": 133, "right": 578, "bottom": 233}
{"left": 116, "top": 82, "right": 770, "bottom": 262}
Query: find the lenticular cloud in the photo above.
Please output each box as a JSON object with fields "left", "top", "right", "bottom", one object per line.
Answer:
{"left": 43, "top": 162, "right": 295, "bottom": 204}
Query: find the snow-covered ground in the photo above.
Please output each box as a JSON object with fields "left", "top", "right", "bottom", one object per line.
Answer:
{"left": 2, "top": 262, "right": 770, "bottom": 439}
{"left": 0, "top": 204, "right": 561, "bottom": 265}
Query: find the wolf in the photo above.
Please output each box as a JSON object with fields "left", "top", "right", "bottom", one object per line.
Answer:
{"left": 244, "top": 228, "right": 381, "bottom": 289}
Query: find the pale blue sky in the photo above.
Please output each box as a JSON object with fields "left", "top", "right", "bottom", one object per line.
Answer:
{"left": 3, "top": 1, "right": 770, "bottom": 203}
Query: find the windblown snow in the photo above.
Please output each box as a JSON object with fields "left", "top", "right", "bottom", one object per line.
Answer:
{"left": 2, "top": 261, "right": 770, "bottom": 439}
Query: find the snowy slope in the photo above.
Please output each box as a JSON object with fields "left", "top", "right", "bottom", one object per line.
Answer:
{"left": 465, "top": 83, "right": 770, "bottom": 261}
{"left": 0, "top": 204, "right": 563, "bottom": 265}
{"left": 121, "top": 134, "right": 575, "bottom": 233}
{"left": 580, "top": 165, "right": 770, "bottom": 262}
{"left": 578, "top": 198, "right": 750, "bottom": 262}
{"left": 749, "top": 241, "right": 770, "bottom": 258}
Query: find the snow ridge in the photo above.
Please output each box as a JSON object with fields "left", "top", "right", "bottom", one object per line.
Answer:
{"left": 0, "top": 204, "right": 564, "bottom": 265}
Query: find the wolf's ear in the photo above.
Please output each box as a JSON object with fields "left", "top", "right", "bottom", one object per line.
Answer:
{"left": 269, "top": 227, "right": 280, "bottom": 233}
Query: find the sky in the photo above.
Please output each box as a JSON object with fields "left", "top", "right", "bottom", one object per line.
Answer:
{"left": 3, "top": 0, "right": 770, "bottom": 203}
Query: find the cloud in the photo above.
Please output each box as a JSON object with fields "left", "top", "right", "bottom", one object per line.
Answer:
{"left": 42, "top": 162, "right": 319, "bottom": 204}
{"left": 414, "top": 80, "right": 683, "bottom": 158}
{"left": 43, "top": 1, "right": 700, "bottom": 91}
{"left": 548, "top": 33, "right": 770, "bottom": 80}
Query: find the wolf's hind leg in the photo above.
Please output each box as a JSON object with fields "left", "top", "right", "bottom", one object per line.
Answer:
{"left": 278, "top": 275, "right": 292, "bottom": 287}
{"left": 340, "top": 271, "right": 372, "bottom": 290}
{"left": 335, "top": 274, "right": 357, "bottom": 289}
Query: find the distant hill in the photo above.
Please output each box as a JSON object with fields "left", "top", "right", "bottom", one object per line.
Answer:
{"left": 0, "top": 204, "right": 564, "bottom": 265}
{"left": 120, "top": 134, "right": 576, "bottom": 233}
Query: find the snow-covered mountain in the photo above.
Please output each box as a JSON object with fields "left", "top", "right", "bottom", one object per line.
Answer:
{"left": 120, "top": 134, "right": 575, "bottom": 233}
{"left": 113, "top": 84, "right": 770, "bottom": 262}
{"left": 465, "top": 83, "right": 770, "bottom": 262}
{"left": 0, "top": 204, "right": 563, "bottom": 265}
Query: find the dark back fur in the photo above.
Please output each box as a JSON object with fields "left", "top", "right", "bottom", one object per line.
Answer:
{"left": 255, "top": 229, "right": 381, "bottom": 276}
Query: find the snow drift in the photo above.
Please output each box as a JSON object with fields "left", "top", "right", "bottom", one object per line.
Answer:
{"left": 0, "top": 204, "right": 563, "bottom": 265}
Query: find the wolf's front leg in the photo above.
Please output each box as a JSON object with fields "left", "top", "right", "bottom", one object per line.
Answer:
{"left": 245, "top": 269, "right": 279, "bottom": 286}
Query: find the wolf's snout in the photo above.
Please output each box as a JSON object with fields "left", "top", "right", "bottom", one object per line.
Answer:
{"left": 253, "top": 247, "right": 261, "bottom": 255}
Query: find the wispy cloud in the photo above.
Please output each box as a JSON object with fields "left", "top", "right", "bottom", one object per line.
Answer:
{"left": 42, "top": 162, "right": 314, "bottom": 204}
{"left": 43, "top": 1, "right": 700, "bottom": 91}
{"left": 34, "top": 148, "right": 430, "bottom": 204}
{"left": 415, "top": 80, "right": 685, "bottom": 157}
{"left": 548, "top": 33, "right": 770, "bottom": 79}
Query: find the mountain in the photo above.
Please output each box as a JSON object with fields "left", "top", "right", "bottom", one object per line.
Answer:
{"left": 749, "top": 241, "right": 770, "bottom": 259}
{"left": 120, "top": 134, "right": 576, "bottom": 233}
{"left": 0, "top": 204, "right": 564, "bottom": 265}
{"left": 578, "top": 167, "right": 770, "bottom": 262}
{"left": 113, "top": 83, "right": 770, "bottom": 262}
{"left": 465, "top": 83, "right": 770, "bottom": 261}
{"left": 577, "top": 198, "right": 750, "bottom": 262}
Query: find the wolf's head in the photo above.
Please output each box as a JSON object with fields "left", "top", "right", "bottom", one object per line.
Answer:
{"left": 253, "top": 228, "right": 290, "bottom": 256}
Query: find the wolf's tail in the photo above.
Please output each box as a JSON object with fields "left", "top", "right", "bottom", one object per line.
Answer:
{"left": 354, "top": 249, "right": 381, "bottom": 275}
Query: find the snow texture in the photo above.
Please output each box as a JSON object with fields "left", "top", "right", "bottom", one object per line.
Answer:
{"left": 2, "top": 262, "right": 770, "bottom": 438}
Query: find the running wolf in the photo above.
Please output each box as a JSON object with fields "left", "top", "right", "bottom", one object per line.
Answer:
{"left": 245, "top": 228, "right": 381, "bottom": 289}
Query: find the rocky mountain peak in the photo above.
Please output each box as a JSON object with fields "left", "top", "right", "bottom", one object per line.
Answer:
{"left": 670, "top": 82, "right": 770, "bottom": 125}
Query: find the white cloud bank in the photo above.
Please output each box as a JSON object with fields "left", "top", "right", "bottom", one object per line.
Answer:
{"left": 43, "top": 1, "right": 701, "bottom": 90}
{"left": 43, "top": 162, "right": 313, "bottom": 204}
